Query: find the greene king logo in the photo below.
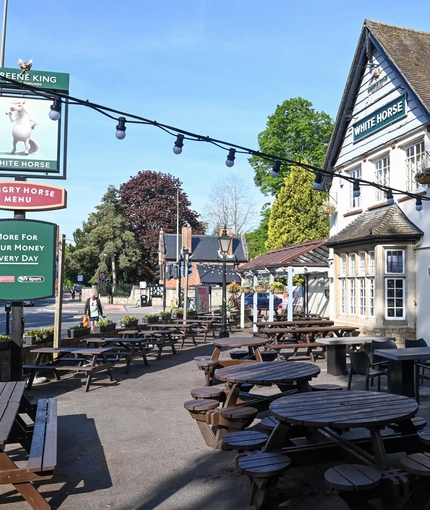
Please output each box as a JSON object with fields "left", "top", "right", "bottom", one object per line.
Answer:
{"left": 17, "top": 275, "right": 44, "bottom": 282}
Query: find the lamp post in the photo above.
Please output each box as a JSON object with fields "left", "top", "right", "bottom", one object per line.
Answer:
{"left": 218, "top": 226, "right": 232, "bottom": 338}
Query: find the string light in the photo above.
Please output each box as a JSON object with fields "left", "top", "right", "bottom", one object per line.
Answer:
{"left": 225, "top": 148, "right": 236, "bottom": 168}
{"left": 313, "top": 172, "right": 324, "bottom": 191}
{"left": 386, "top": 190, "right": 394, "bottom": 205}
{"left": 0, "top": 73, "right": 428, "bottom": 209}
{"left": 353, "top": 180, "right": 361, "bottom": 198}
{"left": 115, "top": 117, "right": 126, "bottom": 140}
{"left": 173, "top": 134, "right": 184, "bottom": 154}
{"left": 416, "top": 197, "right": 423, "bottom": 211}
{"left": 270, "top": 160, "right": 281, "bottom": 178}
{"left": 48, "top": 98, "right": 61, "bottom": 121}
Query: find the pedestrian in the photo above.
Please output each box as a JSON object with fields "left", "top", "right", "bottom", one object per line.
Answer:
{"left": 71, "top": 284, "right": 76, "bottom": 300}
{"left": 84, "top": 292, "right": 103, "bottom": 333}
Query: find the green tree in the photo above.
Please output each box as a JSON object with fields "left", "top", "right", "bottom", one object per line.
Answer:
{"left": 245, "top": 204, "right": 271, "bottom": 259}
{"left": 266, "top": 165, "right": 329, "bottom": 251}
{"left": 66, "top": 186, "right": 141, "bottom": 291}
{"left": 119, "top": 170, "right": 204, "bottom": 281}
{"left": 249, "top": 97, "right": 333, "bottom": 197}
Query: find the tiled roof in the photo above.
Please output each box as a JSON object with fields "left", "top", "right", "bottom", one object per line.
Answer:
{"left": 326, "top": 204, "right": 423, "bottom": 247}
{"left": 366, "top": 19, "right": 430, "bottom": 111}
{"left": 239, "top": 239, "right": 328, "bottom": 272}
{"left": 163, "top": 234, "right": 248, "bottom": 263}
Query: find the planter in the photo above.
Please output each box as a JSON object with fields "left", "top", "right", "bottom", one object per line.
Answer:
{"left": 23, "top": 335, "right": 36, "bottom": 345}
{"left": 256, "top": 287, "right": 267, "bottom": 292}
{"left": 120, "top": 320, "right": 139, "bottom": 328}
{"left": 67, "top": 327, "right": 91, "bottom": 338}
{"left": 94, "top": 323, "right": 116, "bottom": 334}
{"left": 0, "top": 340, "right": 10, "bottom": 352}
{"left": 416, "top": 174, "right": 430, "bottom": 185}
{"left": 273, "top": 288, "right": 284, "bottom": 295}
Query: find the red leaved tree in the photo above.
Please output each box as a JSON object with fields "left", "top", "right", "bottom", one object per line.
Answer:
{"left": 119, "top": 170, "right": 204, "bottom": 281}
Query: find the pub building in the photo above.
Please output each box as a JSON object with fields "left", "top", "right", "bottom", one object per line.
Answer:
{"left": 322, "top": 19, "right": 430, "bottom": 342}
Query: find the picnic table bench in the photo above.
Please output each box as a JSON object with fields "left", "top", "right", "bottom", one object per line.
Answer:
{"left": 23, "top": 347, "right": 115, "bottom": 392}
{"left": 85, "top": 337, "right": 151, "bottom": 372}
{"left": 0, "top": 381, "right": 57, "bottom": 509}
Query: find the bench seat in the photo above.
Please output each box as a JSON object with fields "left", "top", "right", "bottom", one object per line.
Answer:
{"left": 0, "top": 398, "right": 57, "bottom": 509}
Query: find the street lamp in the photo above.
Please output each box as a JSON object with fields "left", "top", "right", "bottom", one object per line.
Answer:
{"left": 218, "top": 226, "right": 232, "bottom": 338}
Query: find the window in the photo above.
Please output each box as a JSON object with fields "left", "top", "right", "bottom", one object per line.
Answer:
{"left": 385, "top": 278, "right": 405, "bottom": 319}
{"left": 349, "top": 279, "right": 356, "bottom": 315}
{"left": 349, "top": 167, "right": 362, "bottom": 208}
{"left": 368, "top": 251, "right": 375, "bottom": 274}
{"left": 358, "top": 252, "right": 365, "bottom": 275}
{"left": 386, "top": 250, "right": 404, "bottom": 273}
{"left": 385, "top": 249, "right": 405, "bottom": 320}
{"left": 349, "top": 253, "right": 356, "bottom": 276}
{"left": 368, "top": 277, "right": 375, "bottom": 317}
{"left": 359, "top": 278, "right": 366, "bottom": 316}
{"left": 340, "top": 254, "right": 347, "bottom": 276}
{"left": 405, "top": 139, "right": 425, "bottom": 191}
{"left": 374, "top": 155, "right": 390, "bottom": 201}
{"left": 340, "top": 279, "right": 346, "bottom": 314}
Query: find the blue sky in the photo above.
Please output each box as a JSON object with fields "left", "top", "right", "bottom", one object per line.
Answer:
{"left": 2, "top": 0, "right": 430, "bottom": 241}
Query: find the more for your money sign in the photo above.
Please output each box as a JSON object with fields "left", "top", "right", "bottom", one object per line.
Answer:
{"left": 0, "top": 219, "right": 56, "bottom": 300}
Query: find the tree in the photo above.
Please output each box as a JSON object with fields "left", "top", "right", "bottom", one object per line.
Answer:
{"left": 202, "top": 174, "right": 258, "bottom": 234}
{"left": 249, "top": 97, "right": 333, "bottom": 196}
{"left": 66, "top": 186, "right": 141, "bottom": 291}
{"left": 119, "top": 170, "right": 204, "bottom": 280}
{"left": 266, "top": 165, "right": 329, "bottom": 251}
{"left": 245, "top": 204, "right": 271, "bottom": 259}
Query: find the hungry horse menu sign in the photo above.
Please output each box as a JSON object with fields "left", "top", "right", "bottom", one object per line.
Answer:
{"left": 0, "top": 181, "right": 66, "bottom": 210}
{"left": 0, "top": 219, "right": 56, "bottom": 300}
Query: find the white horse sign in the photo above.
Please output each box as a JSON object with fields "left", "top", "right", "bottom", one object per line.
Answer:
{"left": 0, "top": 96, "right": 61, "bottom": 175}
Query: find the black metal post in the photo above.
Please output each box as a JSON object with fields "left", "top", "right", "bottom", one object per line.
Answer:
{"left": 219, "top": 255, "right": 229, "bottom": 338}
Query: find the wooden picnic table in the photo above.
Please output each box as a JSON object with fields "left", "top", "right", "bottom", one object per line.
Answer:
{"left": 318, "top": 336, "right": 395, "bottom": 376}
{"left": 85, "top": 337, "right": 151, "bottom": 372}
{"left": 138, "top": 329, "right": 178, "bottom": 359}
{"left": 186, "top": 361, "right": 320, "bottom": 449}
{"left": 25, "top": 347, "right": 115, "bottom": 392}
{"left": 269, "top": 390, "right": 418, "bottom": 469}
{"left": 174, "top": 318, "right": 224, "bottom": 339}
{"left": 141, "top": 323, "right": 196, "bottom": 348}
{"left": 261, "top": 325, "right": 359, "bottom": 343}
{"left": 0, "top": 381, "right": 57, "bottom": 508}
{"left": 212, "top": 336, "right": 272, "bottom": 362}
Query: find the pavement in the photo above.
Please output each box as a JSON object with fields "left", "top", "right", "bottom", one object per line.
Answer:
{"left": 2, "top": 325, "right": 430, "bottom": 510}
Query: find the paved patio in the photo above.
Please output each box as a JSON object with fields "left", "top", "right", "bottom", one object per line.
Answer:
{"left": 2, "top": 326, "right": 430, "bottom": 510}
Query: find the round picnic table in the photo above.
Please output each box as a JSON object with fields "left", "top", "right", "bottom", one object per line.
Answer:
{"left": 212, "top": 336, "right": 272, "bottom": 361}
{"left": 216, "top": 361, "right": 321, "bottom": 407}
{"left": 270, "top": 390, "right": 418, "bottom": 469}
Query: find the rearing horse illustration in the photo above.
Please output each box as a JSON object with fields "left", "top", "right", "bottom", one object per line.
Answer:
{"left": 6, "top": 100, "right": 40, "bottom": 155}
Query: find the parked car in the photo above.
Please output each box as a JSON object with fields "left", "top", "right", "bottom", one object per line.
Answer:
{"left": 244, "top": 292, "right": 282, "bottom": 310}
{"left": 23, "top": 300, "right": 35, "bottom": 306}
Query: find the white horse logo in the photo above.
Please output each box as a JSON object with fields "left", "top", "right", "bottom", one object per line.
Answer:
{"left": 6, "top": 100, "right": 40, "bottom": 155}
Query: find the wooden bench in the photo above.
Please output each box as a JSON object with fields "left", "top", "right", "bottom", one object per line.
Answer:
{"left": 270, "top": 342, "right": 326, "bottom": 362}
{"left": 222, "top": 430, "right": 268, "bottom": 452}
{"left": 237, "top": 451, "right": 291, "bottom": 509}
{"left": 190, "top": 386, "right": 226, "bottom": 402}
{"left": 0, "top": 398, "right": 57, "bottom": 510}
{"left": 146, "top": 337, "right": 178, "bottom": 360}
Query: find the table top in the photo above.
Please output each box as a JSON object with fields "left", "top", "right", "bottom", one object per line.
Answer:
{"left": 319, "top": 336, "right": 395, "bottom": 346}
{"left": 140, "top": 329, "right": 173, "bottom": 335}
{"left": 261, "top": 325, "right": 358, "bottom": 335}
{"left": 374, "top": 346, "right": 430, "bottom": 361}
{"left": 255, "top": 319, "right": 334, "bottom": 328}
{"left": 270, "top": 390, "right": 418, "bottom": 429}
{"left": 213, "top": 337, "right": 272, "bottom": 349}
{"left": 88, "top": 337, "right": 147, "bottom": 344}
{"left": 31, "top": 347, "right": 113, "bottom": 355}
{"left": 215, "top": 361, "right": 320, "bottom": 385}
{"left": 0, "top": 381, "right": 26, "bottom": 445}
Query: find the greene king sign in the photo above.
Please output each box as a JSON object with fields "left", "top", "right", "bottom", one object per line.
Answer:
{"left": 0, "top": 181, "right": 67, "bottom": 211}
{"left": 0, "top": 219, "right": 56, "bottom": 300}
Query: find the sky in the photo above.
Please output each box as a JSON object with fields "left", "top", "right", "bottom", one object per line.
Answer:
{"left": 1, "top": 0, "right": 430, "bottom": 242}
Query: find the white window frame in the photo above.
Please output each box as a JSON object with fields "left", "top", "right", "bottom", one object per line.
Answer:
{"left": 340, "top": 254, "right": 347, "bottom": 276}
{"left": 404, "top": 139, "right": 425, "bottom": 191}
{"left": 368, "top": 251, "right": 375, "bottom": 274}
{"left": 359, "top": 277, "right": 366, "bottom": 316}
{"left": 368, "top": 277, "right": 375, "bottom": 318}
{"left": 374, "top": 155, "right": 390, "bottom": 202}
{"left": 358, "top": 252, "right": 366, "bottom": 275}
{"left": 384, "top": 249, "right": 405, "bottom": 320}
{"left": 340, "top": 278, "right": 346, "bottom": 315}
{"left": 349, "top": 278, "right": 356, "bottom": 316}
{"left": 349, "top": 253, "right": 356, "bottom": 276}
{"left": 349, "top": 167, "right": 362, "bottom": 208}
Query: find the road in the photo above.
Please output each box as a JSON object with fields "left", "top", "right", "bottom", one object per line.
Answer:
{"left": 0, "top": 293, "right": 162, "bottom": 337}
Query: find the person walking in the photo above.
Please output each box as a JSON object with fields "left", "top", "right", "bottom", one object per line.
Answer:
{"left": 84, "top": 292, "right": 103, "bottom": 333}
